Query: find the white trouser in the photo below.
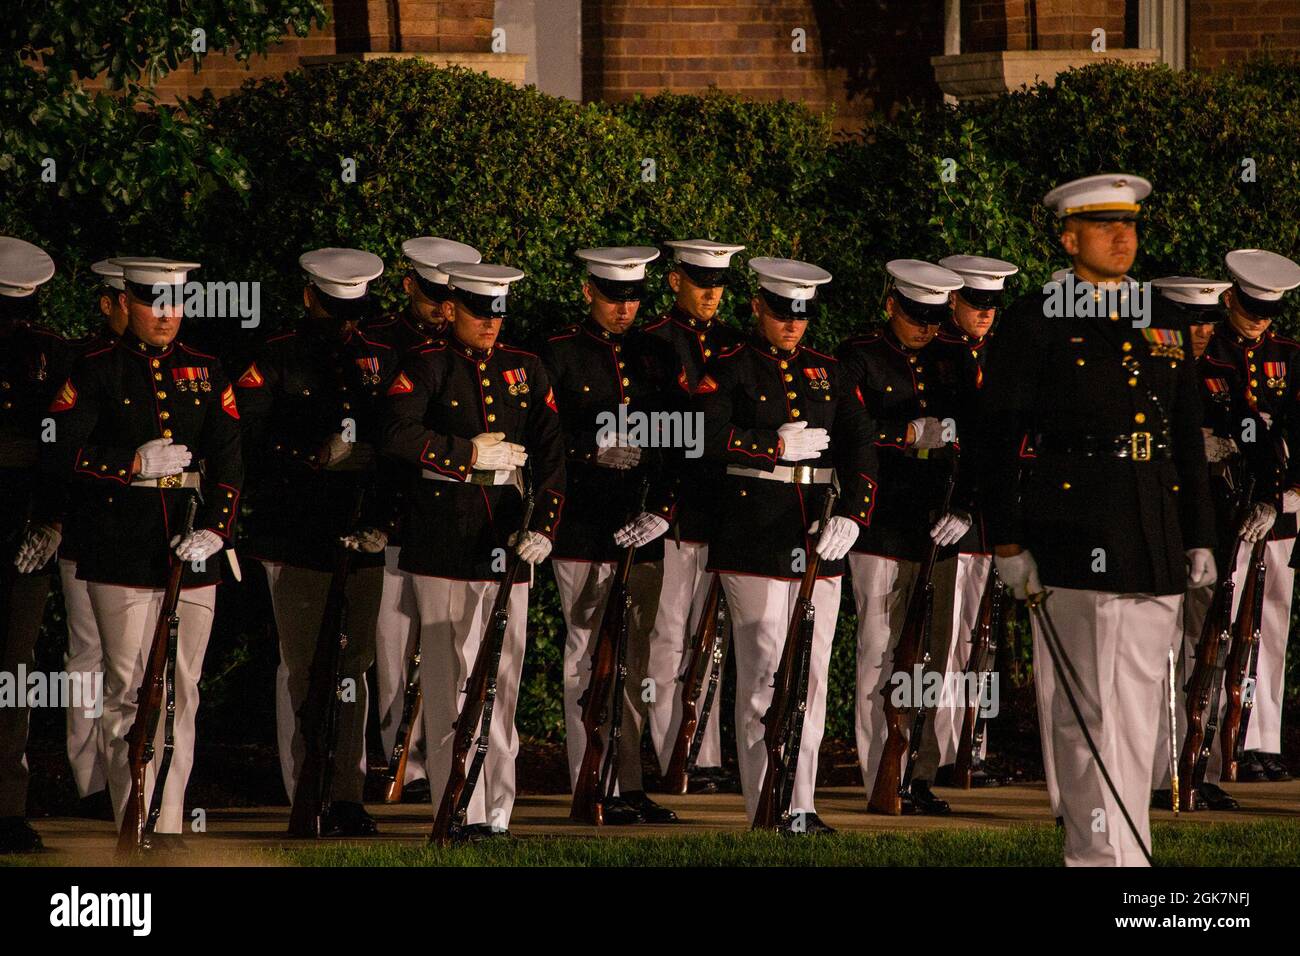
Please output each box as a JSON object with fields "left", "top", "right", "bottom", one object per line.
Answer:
{"left": 1157, "top": 537, "right": 1296, "bottom": 785}
{"left": 1032, "top": 586, "right": 1181, "bottom": 867}
{"left": 849, "top": 552, "right": 918, "bottom": 793}
{"left": 60, "top": 560, "right": 108, "bottom": 798}
{"left": 554, "top": 559, "right": 663, "bottom": 793}
{"left": 411, "top": 576, "right": 528, "bottom": 829}
{"left": 721, "top": 573, "right": 840, "bottom": 823}
{"left": 374, "top": 547, "right": 425, "bottom": 784}
{"left": 263, "top": 561, "right": 381, "bottom": 805}
{"left": 89, "top": 582, "right": 216, "bottom": 835}
{"left": 1033, "top": 621, "right": 1061, "bottom": 815}
{"left": 645, "top": 540, "right": 724, "bottom": 773}
{"left": 917, "top": 553, "right": 993, "bottom": 779}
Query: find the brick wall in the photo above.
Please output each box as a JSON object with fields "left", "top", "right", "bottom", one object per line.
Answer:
{"left": 964, "top": 0, "right": 1131, "bottom": 53}
{"left": 1189, "top": 0, "right": 1300, "bottom": 66}
{"left": 582, "top": 0, "right": 945, "bottom": 128}
{"left": 81, "top": 1, "right": 495, "bottom": 101}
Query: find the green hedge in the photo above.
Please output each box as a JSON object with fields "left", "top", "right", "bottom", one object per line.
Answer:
{"left": 7, "top": 55, "right": 1300, "bottom": 743}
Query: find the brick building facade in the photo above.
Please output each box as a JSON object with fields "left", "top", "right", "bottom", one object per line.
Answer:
{"left": 80, "top": 1, "right": 1300, "bottom": 127}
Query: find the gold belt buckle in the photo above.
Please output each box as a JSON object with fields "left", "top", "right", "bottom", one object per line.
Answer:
{"left": 1130, "top": 431, "right": 1152, "bottom": 462}
{"left": 159, "top": 473, "right": 183, "bottom": 488}
{"left": 790, "top": 464, "right": 814, "bottom": 485}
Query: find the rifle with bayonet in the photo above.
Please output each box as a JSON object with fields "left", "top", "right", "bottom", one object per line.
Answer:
{"left": 288, "top": 489, "right": 366, "bottom": 837}
{"left": 751, "top": 485, "right": 838, "bottom": 830}
{"left": 430, "top": 474, "right": 535, "bottom": 844}
{"left": 953, "top": 566, "right": 1006, "bottom": 789}
{"left": 384, "top": 633, "right": 422, "bottom": 803}
{"left": 869, "top": 467, "right": 957, "bottom": 815}
{"left": 570, "top": 478, "right": 650, "bottom": 825}
{"left": 664, "top": 573, "right": 729, "bottom": 794}
{"left": 117, "top": 493, "right": 197, "bottom": 856}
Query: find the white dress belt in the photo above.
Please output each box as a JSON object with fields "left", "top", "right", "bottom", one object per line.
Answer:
{"left": 422, "top": 467, "right": 517, "bottom": 486}
{"left": 725, "top": 464, "right": 835, "bottom": 485}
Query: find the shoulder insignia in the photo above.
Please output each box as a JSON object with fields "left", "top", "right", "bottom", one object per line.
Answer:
{"left": 545, "top": 387, "right": 558, "bottom": 412}
{"left": 677, "top": 367, "right": 692, "bottom": 393}
{"left": 387, "top": 371, "right": 415, "bottom": 396}
{"left": 694, "top": 374, "right": 719, "bottom": 395}
{"left": 220, "top": 384, "right": 240, "bottom": 419}
{"left": 237, "top": 363, "right": 265, "bottom": 389}
{"left": 49, "top": 378, "right": 77, "bottom": 413}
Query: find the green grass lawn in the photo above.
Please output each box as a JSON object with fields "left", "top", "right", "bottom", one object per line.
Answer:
{"left": 261, "top": 820, "right": 1300, "bottom": 867}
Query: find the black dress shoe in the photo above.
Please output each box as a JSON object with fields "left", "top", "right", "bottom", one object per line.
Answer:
{"left": 450, "top": 823, "right": 505, "bottom": 844}
{"left": 1235, "top": 751, "right": 1269, "bottom": 783}
{"left": 909, "top": 780, "right": 951, "bottom": 816}
{"left": 622, "top": 791, "right": 678, "bottom": 823}
{"left": 1258, "top": 753, "right": 1292, "bottom": 782}
{"left": 1197, "top": 782, "right": 1240, "bottom": 811}
{"left": 599, "top": 796, "right": 643, "bottom": 825}
{"left": 400, "top": 779, "right": 432, "bottom": 804}
{"left": 77, "top": 790, "right": 115, "bottom": 821}
{"left": 783, "top": 811, "right": 835, "bottom": 835}
{"left": 0, "top": 817, "right": 43, "bottom": 854}
{"left": 969, "top": 769, "right": 1005, "bottom": 788}
{"left": 686, "top": 769, "right": 719, "bottom": 795}
{"left": 321, "top": 801, "right": 379, "bottom": 837}
{"left": 1150, "top": 789, "right": 1173, "bottom": 810}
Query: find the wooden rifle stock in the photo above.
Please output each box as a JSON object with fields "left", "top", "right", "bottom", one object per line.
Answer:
{"left": 868, "top": 469, "right": 957, "bottom": 815}
{"left": 664, "top": 573, "right": 727, "bottom": 794}
{"left": 751, "top": 486, "right": 837, "bottom": 830}
{"left": 1220, "top": 537, "right": 1267, "bottom": 782}
{"left": 430, "top": 480, "right": 535, "bottom": 844}
{"left": 384, "top": 635, "right": 422, "bottom": 803}
{"left": 1179, "top": 476, "right": 1254, "bottom": 809}
{"left": 116, "top": 494, "right": 197, "bottom": 857}
{"left": 570, "top": 478, "right": 650, "bottom": 825}
{"left": 953, "top": 568, "right": 1005, "bottom": 789}
{"left": 288, "top": 489, "right": 365, "bottom": 838}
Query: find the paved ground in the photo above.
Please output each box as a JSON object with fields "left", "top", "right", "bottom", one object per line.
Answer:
{"left": 16, "top": 779, "right": 1300, "bottom": 866}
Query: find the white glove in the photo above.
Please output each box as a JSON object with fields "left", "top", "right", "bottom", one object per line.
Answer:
{"left": 341, "top": 527, "right": 388, "bottom": 553}
{"left": 1239, "top": 502, "right": 1277, "bottom": 542}
{"left": 614, "top": 512, "right": 669, "bottom": 548}
{"left": 1259, "top": 411, "right": 1273, "bottom": 430}
{"left": 1283, "top": 489, "right": 1300, "bottom": 514}
{"left": 908, "top": 417, "right": 949, "bottom": 450}
{"left": 323, "top": 439, "right": 375, "bottom": 472}
{"left": 1186, "top": 548, "right": 1217, "bottom": 589}
{"left": 136, "top": 437, "right": 192, "bottom": 479}
{"left": 994, "top": 549, "right": 1042, "bottom": 600}
{"left": 814, "top": 515, "right": 859, "bottom": 561}
{"left": 172, "top": 529, "right": 223, "bottom": 563}
{"left": 515, "top": 530, "right": 552, "bottom": 564}
{"left": 1201, "top": 428, "right": 1238, "bottom": 464}
{"left": 595, "top": 432, "right": 643, "bottom": 470}
{"left": 14, "top": 523, "right": 61, "bottom": 573}
{"left": 472, "top": 432, "right": 527, "bottom": 470}
{"left": 930, "top": 511, "right": 972, "bottom": 547}
{"left": 777, "top": 421, "right": 829, "bottom": 462}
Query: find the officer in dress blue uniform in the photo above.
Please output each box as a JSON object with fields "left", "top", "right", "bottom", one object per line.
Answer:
{"left": 641, "top": 238, "right": 746, "bottom": 792}
{"left": 981, "top": 174, "right": 1216, "bottom": 866}
{"left": 365, "top": 237, "right": 480, "bottom": 801}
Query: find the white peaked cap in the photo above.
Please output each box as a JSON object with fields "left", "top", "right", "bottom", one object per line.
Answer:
{"left": 886, "top": 259, "right": 962, "bottom": 305}
{"left": 938, "top": 254, "right": 1019, "bottom": 290}
{"left": 576, "top": 246, "right": 661, "bottom": 282}
{"left": 1225, "top": 249, "right": 1300, "bottom": 302}
{"left": 111, "top": 256, "right": 200, "bottom": 289}
{"left": 443, "top": 262, "right": 525, "bottom": 298}
{"left": 0, "top": 237, "right": 55, "bottom": 297}
{"left": 402, "top": 237, "right": 481, "bottom": 285}
{"left": 1042, "top": 173, "right": 1152, "bottom": 219}
{"left": 665, "top": 239, "right": 746, "bottom": 269}
{"left": 1152, "top": 276, "right": 1231, "bottom": 307}
{"left": 748, "top": 256, "right": 832, "bottom": 300}
{"left": 91, "top": 259, "right": 125, "bottom": 291}
{"left": 299, "top": 248, "right": 383, "bottom": 299}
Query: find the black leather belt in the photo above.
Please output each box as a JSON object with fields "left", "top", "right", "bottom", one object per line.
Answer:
{"left": 1036, "top": 431, "right": 1172, "bottom": 461}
